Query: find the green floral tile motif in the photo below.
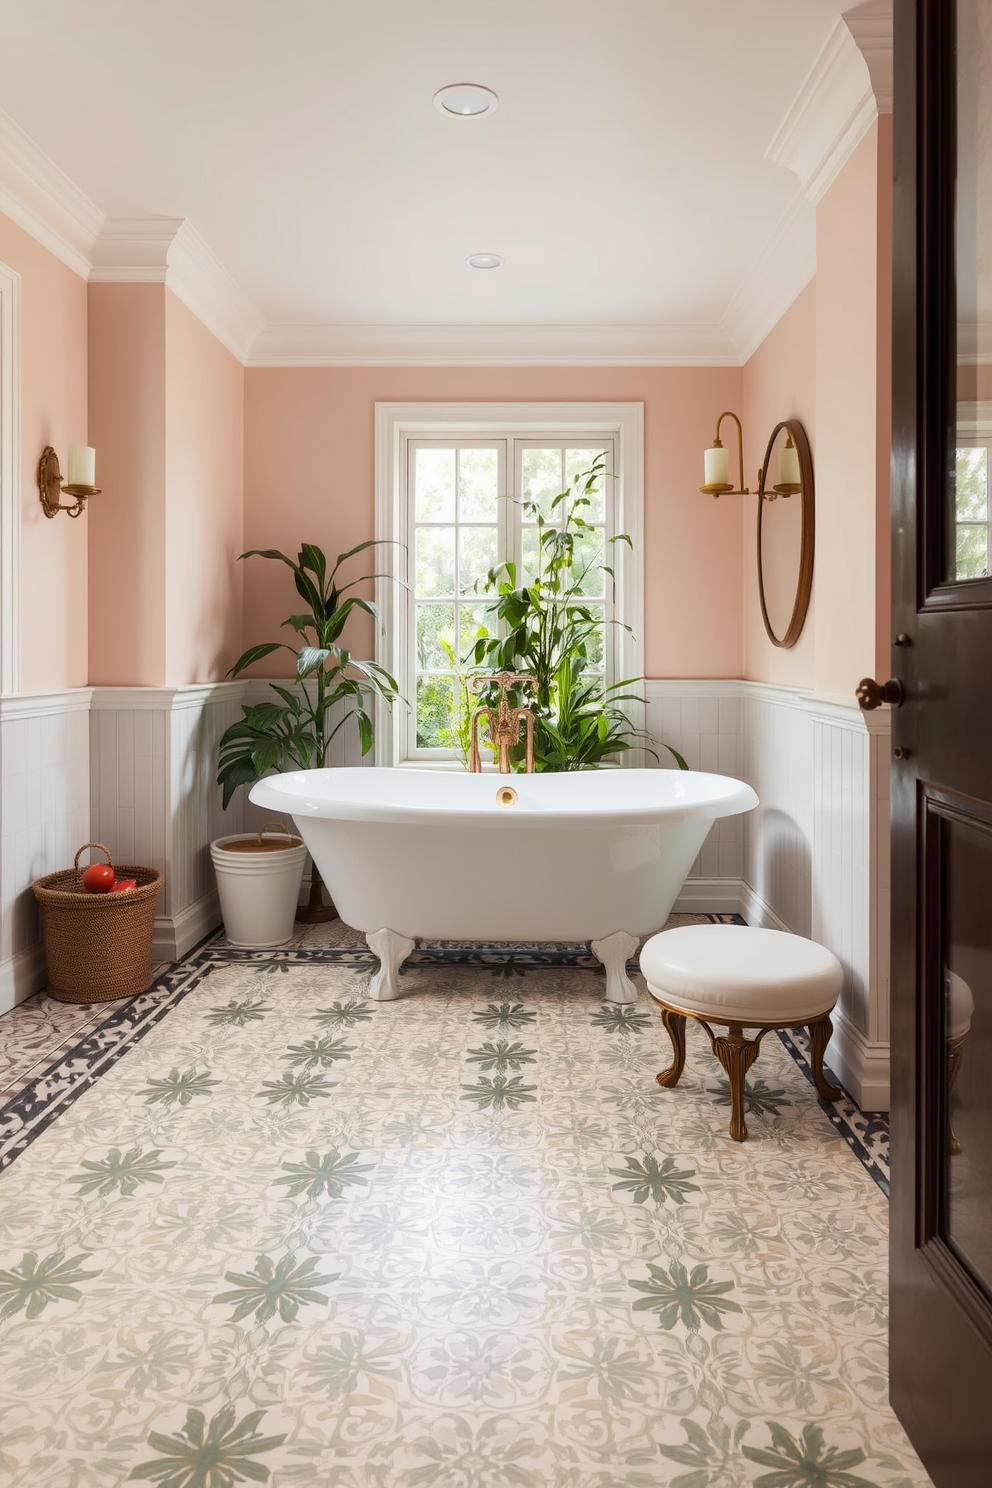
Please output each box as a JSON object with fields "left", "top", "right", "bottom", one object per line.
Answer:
{"left": 741, "top": 1421, "right": 877, "bottom": 1488}
{"left": 609, "top": 1154, "right": 700, "bottom": 1205}
{"left": 465, "top": 1040, "right": 537, "bottom": 1072}
{"left": 280, "top": 1036, "right": 355, "bottom": 1071}
{"left": 309, "top": 999, "right": 376, "bottom": 1027}
{"left": 255, "top": 1072, "right": 336, "bottom": 1106}
{"left": 0, "top": 1250, "right": 101, "bottom": 1321}
{"left": 712, "top": 1078, "right": 792, "bottom": 1118}
{"left": 460, "top": 1075, "right": 538, "bottom": 1111}
{"left": 214, "top": 1253, "right": 339, "bottom": 1324}
{"left": 141, "top": 1069, "right": 222, "bottom": 1107}
{"left": 69, "top": 1146, "right": 177, "bottom": 1197}
{"left": 0, "top": 956, "right": 930, "bottom": 1486}
{"left": 203, "top": 998, "right": 271, "bottom": 1027}
{"left": 589, "top": 1004, "right": 653, "bottom": 1035}
{"left": 274, "top": 1149, "right": 373, "bottom": 1199}
{"left": 629, "top": 1260, "right": 743, "bottom": 1331}
{"left": 658, "top": 1416, "right": 753, "bottom": 1488}
{"left": 471, "top": 1001, "right": 538, "bottom": 1028}
{"left": 129, "top": 1404, "right": 285, "bottom": 1486}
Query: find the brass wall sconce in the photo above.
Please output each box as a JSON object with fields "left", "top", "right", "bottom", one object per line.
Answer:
{"left": 700, "top": 411, "right": 753, "bottom": 497}
{"left": 699, "top": 413, "right": 802, "bottom": 500}
{"left": 38, "top": 445, "right": 100, "bottom": 519}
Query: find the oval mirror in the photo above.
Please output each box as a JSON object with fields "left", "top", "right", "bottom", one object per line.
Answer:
{"left": 757, "top": 419, "right": 814, "bottom": 648}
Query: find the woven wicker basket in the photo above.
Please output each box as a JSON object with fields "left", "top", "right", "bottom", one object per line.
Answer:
{"left": 32, "top": 842, "right": 163, "bottom": 1004}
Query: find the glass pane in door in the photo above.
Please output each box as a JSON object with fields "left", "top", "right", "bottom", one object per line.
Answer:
{"left": 940, "top": 813, "right": 992, "bottom": 1299}
{"left": 951, "top": 1, "right": 992, "bottom": 581}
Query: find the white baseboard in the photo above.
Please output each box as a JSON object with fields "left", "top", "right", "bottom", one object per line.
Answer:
{"left": 827, "top": 1005, "right": 890, "bottom": 1112}
{"left": 674, "top": 876, "right": 748, "bottom": 917}
{"left": 0, "top": 942, "right": 48, "bottom": 1016}
{"left": 673, "top": 875, "right": 791, "bottom": 930}
{"left": 153, "top": 891, "right": 222, "bottom": 961}
{"left": 738, "top": 881, "right": 793, "bottom": 933}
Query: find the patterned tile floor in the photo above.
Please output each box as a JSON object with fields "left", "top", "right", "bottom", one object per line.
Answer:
{"left": 0, "top": 919, "right": 924, "bottom": 1486}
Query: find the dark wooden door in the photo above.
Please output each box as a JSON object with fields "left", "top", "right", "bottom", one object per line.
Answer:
{"left": 890, "top": 2, "right": 992, "bottom": 1482}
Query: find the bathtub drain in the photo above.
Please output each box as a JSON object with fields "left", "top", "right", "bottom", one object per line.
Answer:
{"left": 496, "top": 786, "right": 518, "bottom": 807}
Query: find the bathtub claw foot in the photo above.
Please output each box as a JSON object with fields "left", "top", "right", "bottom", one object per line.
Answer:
{"left": 366, "top": 929, "right": 416, "bottom": 1001}
{"left": 591, "top": 931, "right": 640, "bottom": 1004}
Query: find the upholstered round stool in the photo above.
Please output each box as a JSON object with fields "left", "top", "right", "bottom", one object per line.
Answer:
{"left": 640, "top": 925, "right": 845, "bottom": 1141}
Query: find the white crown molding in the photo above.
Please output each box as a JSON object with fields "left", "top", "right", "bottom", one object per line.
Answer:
{"left": 90, "top": 217, "right": 263, "bottom": 363}
{"left": 0, "top": 108, "right": 103, "bottom": 279}
{"left": 722, "top": 197, "right": 817, "bottom": 363}
{"left": 766, "top": 17, "right": 877, "bottom": 206}
{"left": 246, "top": 320, "right": 740, "bottom": 368}
{"left": 843, "top": 0, "right": 893, "bottom": 115}
{"left": 88, "top": 215, "right": 183, "bottom": 282}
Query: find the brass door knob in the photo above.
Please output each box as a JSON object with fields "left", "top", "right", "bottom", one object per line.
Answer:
{"left": 856, "top": 677, "right": 905, "bottom": 710}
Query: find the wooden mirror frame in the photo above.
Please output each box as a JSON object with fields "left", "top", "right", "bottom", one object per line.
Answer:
{"left": 756, "top": 418, "right": 814, "bottom": 649}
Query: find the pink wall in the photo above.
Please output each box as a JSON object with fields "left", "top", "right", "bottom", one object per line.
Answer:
{"left": 242, "top": 366, "right": 745, "bottom": 681}
{"left": 814, "top": 121, "right": 887, "bottom": 700}
{"left": 0, "top": 215, "right": 89, "bottom": 691}
{"left": 88, "top": 284, "right": 167, "bottom": 685}
{"left": 88, "top": 285, "right": 244, "bottom": 686}
{"left": 164, "top": 292, "right": 244, "bottom": 684}
{"left": 742, "top": 280, "right": 817, "bottom": 684}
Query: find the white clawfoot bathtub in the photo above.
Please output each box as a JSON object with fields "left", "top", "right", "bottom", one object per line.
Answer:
{"left": 249, "top": 767, "right": 758, "bottom": 1003}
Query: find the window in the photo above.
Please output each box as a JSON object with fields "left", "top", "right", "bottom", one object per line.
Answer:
{"left": 954, "top": 442, "right": 991, "bottom": 579}
{"left": 375, "top": 404, "right": 644, "bottom": 767}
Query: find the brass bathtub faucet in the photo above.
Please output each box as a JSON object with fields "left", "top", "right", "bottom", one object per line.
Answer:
{"left": 469, "top": 672, "right": 538, "bottom": 774}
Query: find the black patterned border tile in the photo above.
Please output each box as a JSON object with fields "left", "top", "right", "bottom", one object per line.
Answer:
{"left": 0, "top": 943, "right": 367, "bottom": 1173}
{"left": 778, "top": 1027, "right": 890, "bottom": 1196}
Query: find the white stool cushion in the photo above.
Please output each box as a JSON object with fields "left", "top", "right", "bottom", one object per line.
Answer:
{"left": 640, "top": 925, "right": 843, "bottom": 1025}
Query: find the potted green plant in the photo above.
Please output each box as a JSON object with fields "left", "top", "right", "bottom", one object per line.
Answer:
{"left": 468, "top": 457, "right": 686, "bottom": 772}
{"left": 214, "top": 541, "right": 399, "bottom": 932}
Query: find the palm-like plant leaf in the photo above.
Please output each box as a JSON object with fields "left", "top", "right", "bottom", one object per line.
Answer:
{"left": 218, "top": 542, "right": 400, "bottom": 805}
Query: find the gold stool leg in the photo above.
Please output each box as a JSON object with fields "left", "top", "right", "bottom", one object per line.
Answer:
{"left": 656, "top": 1007, "right": 687, "bottom": 1088}
{"left": 808, "top": 1013, "right": 843, "bottom": 1101}
{"left": 712, "top": 1024, "right": 760, "bottom": 1142}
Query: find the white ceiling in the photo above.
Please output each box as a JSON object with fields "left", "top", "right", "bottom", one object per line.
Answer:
{"left": 0, "top": 0, "right": 874, "bottom": 361}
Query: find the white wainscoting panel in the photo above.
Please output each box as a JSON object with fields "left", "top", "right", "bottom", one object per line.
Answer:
{"left": 90, "top": 684, "right": 248, "bottom": 959}
{"left": 645, "top": 682, "right": 744, "bottom": 908}
{"left": 0, "top": 690, "right": 93, "bottom": 1012}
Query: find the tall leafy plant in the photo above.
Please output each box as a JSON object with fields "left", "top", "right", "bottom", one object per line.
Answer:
{"left": 217, "top": 542, "right": 398, "bottom": 808}
{"left": 468, "top": 457, "right": 685, "bottom": 772}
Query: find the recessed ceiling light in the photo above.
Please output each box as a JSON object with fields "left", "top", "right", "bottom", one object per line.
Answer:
{"left": 434, "top": 83, "right": 499, "bottom": 118}
{"left": 467, "top": 254, "right": 503, "bottom": 270}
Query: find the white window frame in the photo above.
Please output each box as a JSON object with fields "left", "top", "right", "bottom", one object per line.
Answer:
{"left": 374, "top": 402, "right": 644, "bottom": 768}
{"left": 955, "top": 402, "right": 992, "bottom": 581}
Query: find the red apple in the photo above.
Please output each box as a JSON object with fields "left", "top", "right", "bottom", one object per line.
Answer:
{"left": 109, "top": 879, "right": 137, "bottom": 893}
{"left": 82, "top": 863, "right": 115, "bottom": 893}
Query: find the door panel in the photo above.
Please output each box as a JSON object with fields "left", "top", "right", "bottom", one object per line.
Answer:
{"left": 890, "top": 3, "right": 992, "bottom": 1482}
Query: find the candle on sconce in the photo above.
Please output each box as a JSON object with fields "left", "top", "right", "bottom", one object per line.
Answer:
{"left": 778, "top": 438, "right": 800, "bottom": 489}
{"left": 704, "top": 444, "right": 729, "bottom": 487}
{"left": 67, "top": 445, "right": 96, "bottom": 488}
